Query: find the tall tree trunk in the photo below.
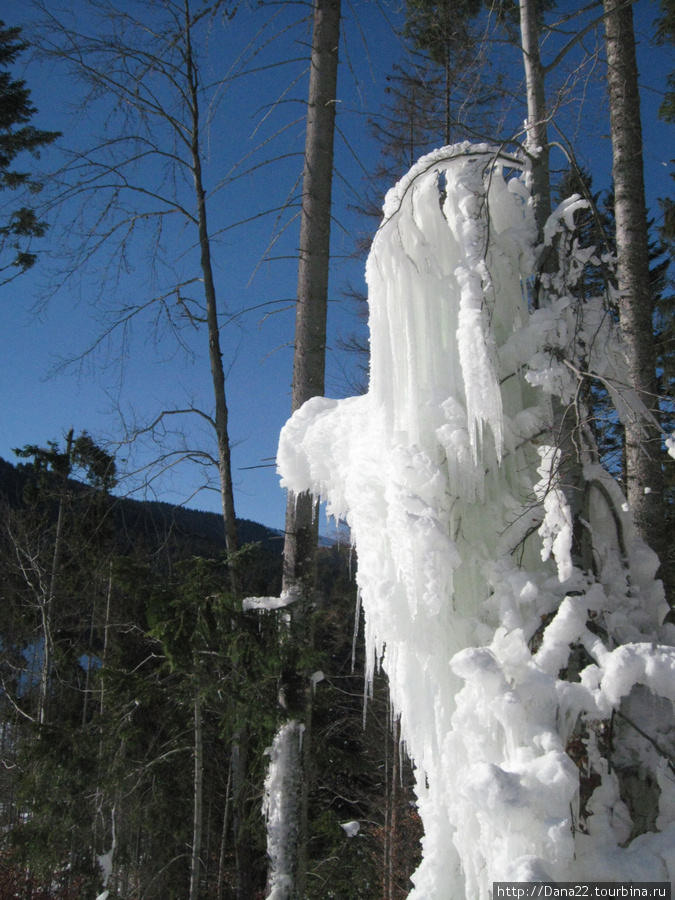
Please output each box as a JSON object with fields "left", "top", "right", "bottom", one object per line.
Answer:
{"left": 184, "top": 8, "right": 244, "bottom": 891}
{"left": 603, "top": 0, "right": 669, "bottom": 595}
{"left": 283, "top": 0, "right": 341, "bottom": 589}
{"left": 231, "top": 726, "right": 253, "bottom": 900}
{"left": 215, "top": 753, "right": 232, "bottom": 900}
{"left": 519, "top": 0, "right": 550, "bottom": 236}
{"left": 39, "top": 427, "right": 74, "bottom": 726}
{"left": 184, "top": 1, "right": 238, "bottom": 562}
{"left": 382, "top": 710, "right": 400, "bottom": 900}
{"left": 443, "top": 46, "right": 451, "bottom": 147}
{"left": 190, "top": 690, "right": 204, "bottom": 900}
{"left": 269, "top": 0, "right": 341, "bottom": 896}
{"left": 519, "top": 0, "right": 591, "bottom": 557}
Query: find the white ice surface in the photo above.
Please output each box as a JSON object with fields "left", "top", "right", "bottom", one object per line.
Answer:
{"left": 243, "top": 589, "right": 300, "bottom": 612}
{"left": 277, "top": 145, "right": 675, "bottom": 898}
{"left": 263, "top": 721, "right": 304, "bottom": 900}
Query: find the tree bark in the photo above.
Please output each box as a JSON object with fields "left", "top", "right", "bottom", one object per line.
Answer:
{"left": 189, "top": 690, "right": 204, "bottom": 900}
{"left": 519, "top": 0, "right": 551, "bottom": 236}
{"left": 518, "top": 0, "right": 593, "bottom": 557}
{"left": 231, "top": 726, "right": 253, "bottom": 900}
{"left": 39, "top": 427, "right": 74, "bottom": 726}
{"left": 184, "top": 1, "right": 239, "bottom": 562}
{"left": 603, "top": 0, "right": 669, "bottom": 593}
{"left": 270, "top": 0, "right": 341, "bottom": 896}
{"left": 215, "top": 753, "right": 231, "bottom": 900}
{"left": 282, "top": 0, "right": 341, "bottom": 635}
{"left": 283, "top": 0, "right": 341, "bottom": 598}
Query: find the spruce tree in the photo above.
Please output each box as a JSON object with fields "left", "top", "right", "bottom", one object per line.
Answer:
{"left": 0, "top": 21, "right": 59, "bottom": 280}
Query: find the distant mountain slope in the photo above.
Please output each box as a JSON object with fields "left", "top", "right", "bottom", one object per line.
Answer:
{"left": 0, "top": 455, "right": 283, "bottom": 557}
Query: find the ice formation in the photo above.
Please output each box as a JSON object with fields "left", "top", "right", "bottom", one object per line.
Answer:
{"left": 277, "top": 145, "right": 675, "bottom": 896}
{"left": 263, "top": 720, "right": 304, "bottom": 900}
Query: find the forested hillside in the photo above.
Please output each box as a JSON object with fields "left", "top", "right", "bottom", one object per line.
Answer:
{"left": 0, "top": 456, "right": 282, "bottom": 558}
{"left": 0, "top": 452, "right": 420, "bottom": 898}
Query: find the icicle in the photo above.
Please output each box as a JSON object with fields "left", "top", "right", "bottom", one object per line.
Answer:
{"left": 309, "top": 671, "right": 324, "bottom": 695}
{"left": 351, "top": 587, "right": 361, "bottom": 674}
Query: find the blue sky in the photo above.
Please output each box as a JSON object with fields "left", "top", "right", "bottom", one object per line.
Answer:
{"left": 0, "top": 0, "right": 673, "bottom": 533}
{"left": 1, "top": 0, "right": 399, "bottom": 530}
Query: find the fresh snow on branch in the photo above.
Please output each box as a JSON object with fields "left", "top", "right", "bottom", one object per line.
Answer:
{"left": 667, "top": 433, "right": 675, "bottom": 460}
{"left": 242, "top": 588, "right": 300, "bottom": 612}
{"left": 340, "top": 820, "right": 360, "bottom": 837}
{"left": 277, "top": 144, "right": 675, "bottom": 897}
{"left": 534, "top": 445, "right": 573, "bottom": 582}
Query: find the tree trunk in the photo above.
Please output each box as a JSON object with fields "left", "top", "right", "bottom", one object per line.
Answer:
{"left": 286, "top": 0, "right": 341, "bottom": 425}
{"left": 39, "top": 427, "right": 74, "bottom": 726}
{"left": 184, "top": 2, "right": 239, "bottom": 562}
{"left": 519, "top": 0, "right": 550, "bottom": 236}
{"left": 215, "top": 753, "right": 231, "bottom": 900}
{"left": 189, "top": 690, "right": 204, "bottom": 900}
{"left": 443, "top": 46, "right": 451, "bottom": 147}
{"left": 270, "top": 0, "right": 341, "bottom": 895}
{"left": 382, "top": 709, "right": 400, "bottom": 900}
{"left": 519, "top": 0, "right": 591, "bottom": 556}
{"left": 603, "top": 0, "right": 669, "bottom": 594}
{"left": 231, "top": 726, "right": 253, "bottom": 900}
{"left": 282, "top": 0, "right": 341, "bottom": 626}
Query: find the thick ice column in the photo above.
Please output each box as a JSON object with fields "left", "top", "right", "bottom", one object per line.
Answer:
{"left": 278, "top": 146, "right": 544, "bottom": 897}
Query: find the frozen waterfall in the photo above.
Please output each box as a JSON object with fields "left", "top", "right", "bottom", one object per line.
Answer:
{"left": 277, "top": 145, "right": 675, "bottom": 897}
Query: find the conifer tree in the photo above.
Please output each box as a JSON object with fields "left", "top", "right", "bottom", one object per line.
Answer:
{"left": 0, "top": 21, "right": 59, "bottom": 280}
{"left": 0, "top": 433, "right": 117, "bottom": 893}
{"left": 404, "top": 0, "right": 483, "bottom": 146}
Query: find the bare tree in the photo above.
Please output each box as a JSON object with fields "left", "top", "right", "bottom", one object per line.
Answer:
{"left": 32, "top": 3, "right": 248, "bottom": 893}
{"left": 33, "top": 0, "right": 240, "bottom": 556}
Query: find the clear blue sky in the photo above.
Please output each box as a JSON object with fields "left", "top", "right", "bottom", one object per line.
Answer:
{"left": 0, "top": 0, "right": 673, "bottom": 532}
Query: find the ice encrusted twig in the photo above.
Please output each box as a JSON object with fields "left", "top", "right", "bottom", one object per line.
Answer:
{"left": 534, "top": 445, "right": 573, "bottom": 582}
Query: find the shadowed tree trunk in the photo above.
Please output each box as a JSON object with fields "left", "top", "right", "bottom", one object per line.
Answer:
{"left": 189, "top": 690, "right": 204, "bottom": 900}
{"left": 603, "top": 0, "right": 669, "bottom": 597}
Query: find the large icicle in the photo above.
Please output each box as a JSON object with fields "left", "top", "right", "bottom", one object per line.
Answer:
{"left": 277, "top": 145, "right": 675, "bottom": 897}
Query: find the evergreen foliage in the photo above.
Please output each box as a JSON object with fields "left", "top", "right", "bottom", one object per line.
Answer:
{"left": 0, "top": 20, "right": 59, "bottom": 279}
{"left": 657, "top": 0, "right": 675, "bottom": 126}
{"left": 0, "top": 452, "right": 422, "bottom": 897}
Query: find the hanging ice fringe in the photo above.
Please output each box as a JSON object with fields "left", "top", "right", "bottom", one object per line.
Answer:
{"left": 276, "top": 144, "right": 675, "bottom": 898}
